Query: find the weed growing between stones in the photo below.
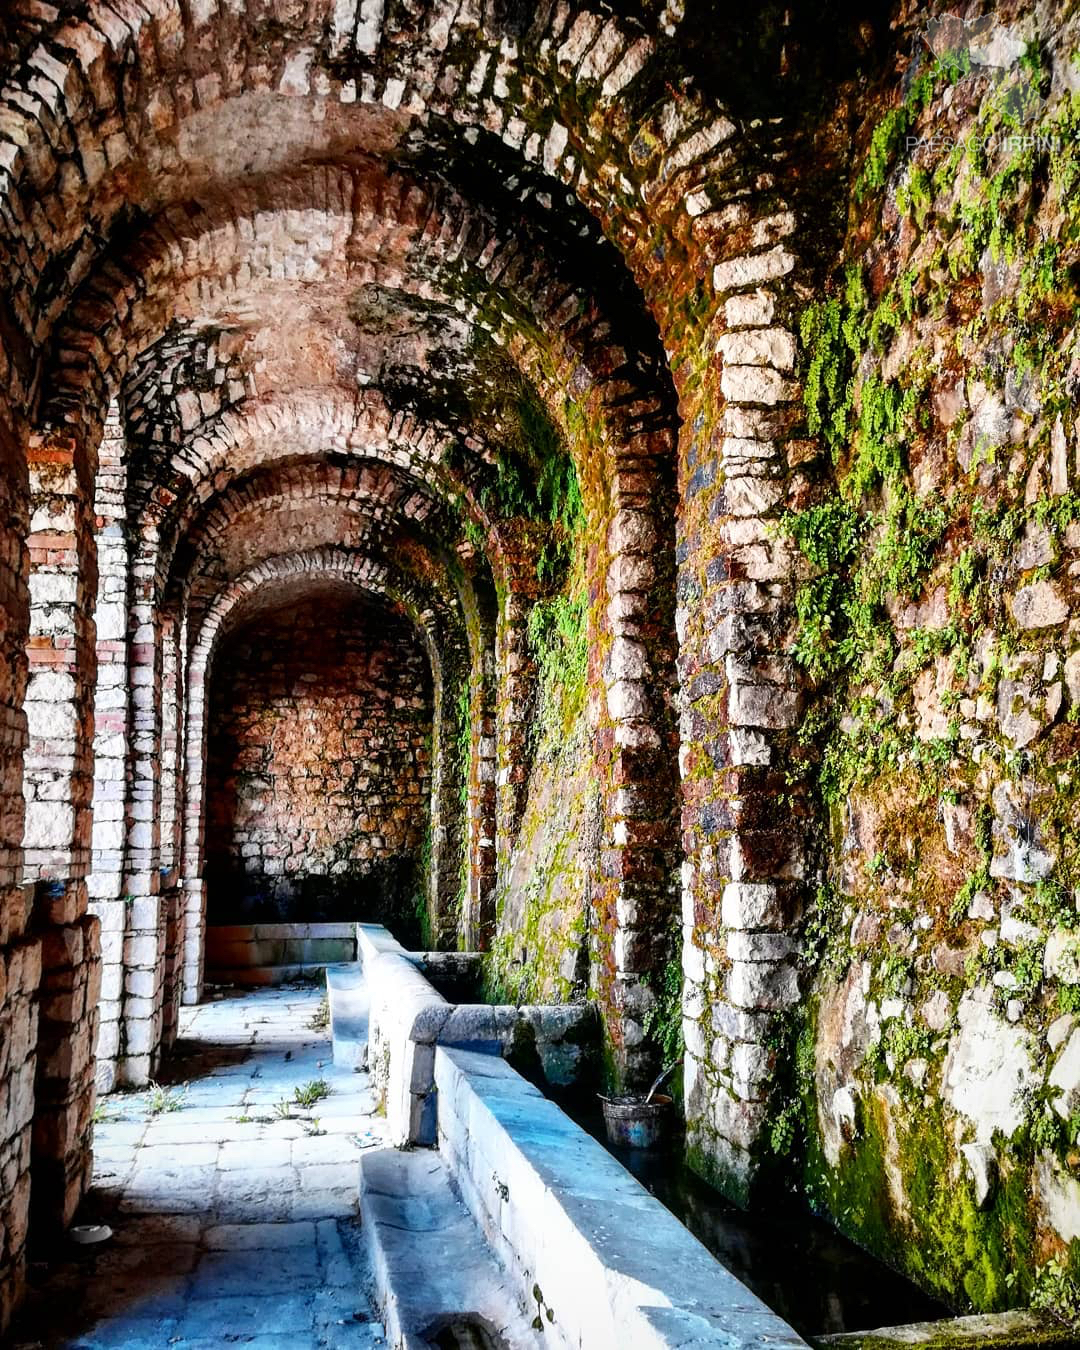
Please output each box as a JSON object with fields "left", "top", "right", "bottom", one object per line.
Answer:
{"left": 146, "top": 1082, "right": 184, "bottom": 1116}
{"left": 308, "top": 992, "right": 330, "bottom": 1031}
{"left": 642, "top": 955, "right": 684, "bottom": 1068}
{"left": 293, "top": 1079, "right": 332, "bottom": 1108}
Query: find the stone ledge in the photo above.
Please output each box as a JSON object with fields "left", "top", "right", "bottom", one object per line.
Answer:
{"left": 814, "top": 1310, "right": 1076, "bottom": 1348}
{"left": 434, "top": 1044, "right": 810, "bottom": 1349}
{"left": 358, "top": 925, "right": 596, "bottom": 1146}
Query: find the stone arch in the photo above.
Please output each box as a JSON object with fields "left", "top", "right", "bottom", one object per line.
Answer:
{"left": 170, "top": 454, "right": 499, "bottom": 942}
{"left": 0, "top": 0, "right": 817, "bottom": 1194}
{"left": 180, "top": 546, "right": 470, "bottom": 1007}
{"left": 149, "top": 395, "right": 486, "bottom": 598}
{"left": 28, "top": 157, "right": 683, "bottom": 1081}
{"left": 0, "top": 0, "right": 746, "bottom": 358}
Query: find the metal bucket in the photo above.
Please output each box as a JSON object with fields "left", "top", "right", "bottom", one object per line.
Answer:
{"left": 600, "top": 1093, "right": 672, "bottom": 1150}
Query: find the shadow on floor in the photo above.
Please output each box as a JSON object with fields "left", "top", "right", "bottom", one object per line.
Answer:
{"left": 9, "top": 984, "right": 385, "bottom": 1350}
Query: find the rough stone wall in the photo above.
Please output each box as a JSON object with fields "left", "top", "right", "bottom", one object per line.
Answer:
{"left": 204, "top": 593, "right": 432, "bottom": 927}
{"left": 0, "top": 391, "right": 32, "bottom": 1330}
{"left": 6, "top": 0, "right": 1080, "bottom": 1332}
{"left": 487, "top": 633, "right": 600, "bottom": 1006}
{"left": 776, "top": 2, "right": 1080, "bottom": 1317}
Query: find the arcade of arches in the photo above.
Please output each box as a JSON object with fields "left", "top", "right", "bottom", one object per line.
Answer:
{"left": 4, "top": 0, "right": 1080, "bottom": 1332}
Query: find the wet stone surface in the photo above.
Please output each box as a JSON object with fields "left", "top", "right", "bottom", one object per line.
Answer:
{"left": 10, "top": 986, "right": 386, "bottom": 1350}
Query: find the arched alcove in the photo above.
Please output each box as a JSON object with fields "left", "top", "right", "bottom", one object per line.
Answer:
{"left": 203, "top": 582, "right": 434, "bottom": 944}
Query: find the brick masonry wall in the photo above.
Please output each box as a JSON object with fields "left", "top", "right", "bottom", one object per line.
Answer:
{"left": 2, "top": 0, "right": 1080, "bottom": 1331}
{"left": 204, "top": 591, "right": 432, "bottom": 929}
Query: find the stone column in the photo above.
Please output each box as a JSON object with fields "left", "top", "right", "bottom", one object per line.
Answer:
{"left": 493, "top": 525, "right": 546, "bottom": 886}
{"left": 31, "top": 903, "right": 101, "bottom": 1235}
{"left": 0, "top": 935, "right": 40, "bottom": 1329}
{"left": 159, "top": 612, "right": 184, "bottom": 877}
{"left": 181, "top": 638, "right": 208, "bottom": 1006}
{"left": 0, "top": 410, "right": 33, "bottom": 1335}
{"left": 428, "top": 639, "right": 471, "bottom": 949}
{"left": 495, "top": 586, "right": 536, "bottom": 882}
{"left": 463, "top": 642, "right": 496, "bottom": 952}
{"left": 597, "top": 469, "right": 680, "bottom": 1092}
{"left": 21, "top": 429, "right": 102, "bottom": 1240}
{"left": 118, "top": 532, "right": 165, "bottom": 1085}
{"left": 679, "top": 218, "right": 807, "bottom": 1204}
{"left": 87, "top": 405, "right": 129, "bottom": 1093}
{"left": 21, "top": 434, "right": 96, "bottom": 887}
{"left": 158, "top": 614, "right": 185, "bottom": 1049}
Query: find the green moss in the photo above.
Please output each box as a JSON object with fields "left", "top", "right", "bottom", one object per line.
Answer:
{"left": 526, "top": 581, "right": 588, "bottom": 742}
{"left": 855, "top": 48, "right": 970, "bottom": 199}
{"left": 803, "top": 1087, "right": 1038, "bottom": 1315}
{"left": 777, "top": 25, "right": 1080, "bottom": 1334}
{"left": 642, "top": 953, "right": 684, "bottom": 1067}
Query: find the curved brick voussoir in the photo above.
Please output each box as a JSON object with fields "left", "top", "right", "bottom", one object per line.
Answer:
{"left": 0, "top": 0, "right": 744, "bottom": 365}
{"left": 143, "top": 390, "right": 506, "bottom": 600}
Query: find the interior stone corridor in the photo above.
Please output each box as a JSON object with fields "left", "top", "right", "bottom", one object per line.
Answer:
{"left": 5, "top": 0, "right": 1080, "bottom": 1341}
{"left": 9, "top": 985, "right": 386, "bottom": 1350}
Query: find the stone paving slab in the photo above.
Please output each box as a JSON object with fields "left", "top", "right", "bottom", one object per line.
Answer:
{"left": 10, "top": 985, "right": 387, "bottom": 1350}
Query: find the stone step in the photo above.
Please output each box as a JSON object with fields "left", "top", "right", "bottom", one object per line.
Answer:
{"left": 205, "top": 961, "right": 333, "bottom": 987}
{"left": 358, "top": 1147, "right": 543, "bottom": 1350}
{"left": 327, "top": 962, "right": 368, "bottom": 1070}
{"left": 206, "top": 924, "right": 358, "bottom": 972}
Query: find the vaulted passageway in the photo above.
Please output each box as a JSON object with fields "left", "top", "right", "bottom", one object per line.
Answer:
{"left": 4, "top": 0, "right": 1080, "bottom": 1340}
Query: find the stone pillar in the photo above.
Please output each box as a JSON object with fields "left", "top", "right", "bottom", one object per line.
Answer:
{"left": 20, "top": 430, "right": 102, "bottom": 1241}
{"left": 21, "top": 434, "right": 96, "bottom": 887}
{"left": 158, "top": 615, "right": 185, "bottom": 1049}
{"left": 180, "top": 644, "right": 207, "bottom": 1006}
{"left": 159, "top": 885, "right": 183, "bottom": 1052}
{"left": 0, "top": 935, "right": 40, "bottom": 1329}
{"left": 428, "top": 641, "right": 470, "bottom": 949}
{"left": 159, "top": 612, "right": 184, "bottom": 876}
{"left": 495, "top": 587, "right": 536, "bottom": 879}
{"left": 678, "top": 218, "right": 807, "bottom": 1203}
{"left": 118, "top": 533, "right": 165, "bottom": 1085}
{"left": 31, "top": 900, "right": 101, "bottom": 1236}
{"left": 597, "top": 469, "right": 680, "bottom": 1092}
{"left": 463, "top": 643, "right": 497, "bottom": 952}
{"left": 87, "top": 405, "right": 129, "bottom": 1093}
{"left": 493, "top": 525, "right": 546, "bottom": 886}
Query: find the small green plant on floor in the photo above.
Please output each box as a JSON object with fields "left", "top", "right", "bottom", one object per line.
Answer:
{"left": 91, "top": 1102, "right": 117, "bottom": 1125}
{"left": 273, "top": 1098, "right": 293, "bottom": 1119}
{"left": 146, "top": 1082, "right": 184, "bottom": 1116}
{"left": 304, "top": 1117, "right": 325, "bottom": 1137}
{"left": 308, "top": 992, "right": 330, "bottom": 1031}
{"left": 293, "top": 1079, "right": 332, "bottom": 1108}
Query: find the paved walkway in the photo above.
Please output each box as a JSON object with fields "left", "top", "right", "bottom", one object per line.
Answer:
{"left": 11, "top": 984, "right": 387, "bottom": 1350}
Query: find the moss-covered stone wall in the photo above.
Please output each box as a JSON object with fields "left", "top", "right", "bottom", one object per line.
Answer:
{"left": 777, "top": 1, "right": 1080, "bottom": 1320}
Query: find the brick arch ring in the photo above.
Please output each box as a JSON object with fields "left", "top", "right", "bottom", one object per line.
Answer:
{"left": 179, "top": 546, "right": 473, "bottom": 1001}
